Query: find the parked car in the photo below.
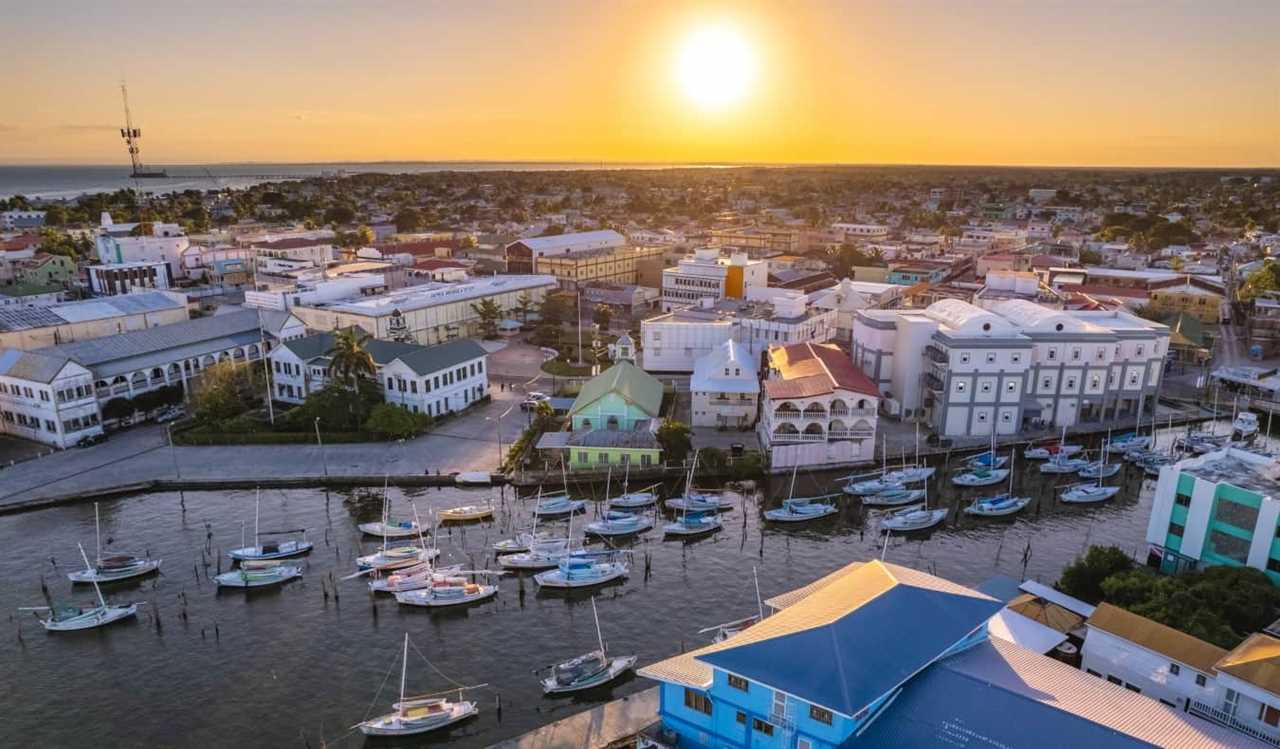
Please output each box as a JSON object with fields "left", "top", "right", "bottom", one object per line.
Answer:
{"left": 77, "top": 433, "right": 107, "bottom": 448}
{"left": 521, "top": 392, "right": 552, "bottom": 411}
{"left": 155, "top": 406, "right": 185, "bottom": 424}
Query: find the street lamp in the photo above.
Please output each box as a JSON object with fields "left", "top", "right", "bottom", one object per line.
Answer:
{"left": 314, "top": 417, "right": 329, "bottom": 478}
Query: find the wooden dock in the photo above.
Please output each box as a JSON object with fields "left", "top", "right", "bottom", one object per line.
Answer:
{"left": 488, "top": 687, "right": 659, "bottom": 749}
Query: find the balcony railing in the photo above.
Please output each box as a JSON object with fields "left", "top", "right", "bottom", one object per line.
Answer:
{"left": 708, "top": 396, "right": 755, "bottom": 405}
{"left": 924, "top": 372, "right": 944, "bottom": 391}
{"left": 831, "top": 407, "right": 878, "bottom": 418}
{"left": 771, "top": 431, "right": 827, "bottom": 444}
{"left": 924, "top": 344, "right": 948, "bottom": 364}
{"left": 1189, "top": 701, "right": 1280, "bottom": 747}
{"left": 829, "top": 428, "right": 875, "bottom": 440}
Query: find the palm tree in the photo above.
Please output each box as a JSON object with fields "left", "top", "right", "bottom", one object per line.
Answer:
{"left": 327, "top": 328, "right": 376, "bottom": 390}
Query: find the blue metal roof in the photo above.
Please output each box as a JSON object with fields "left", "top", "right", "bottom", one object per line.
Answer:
{"left": 696, "top": 573, "right": 1003, "bottom": 717}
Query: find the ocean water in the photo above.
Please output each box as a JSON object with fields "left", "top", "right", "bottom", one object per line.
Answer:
{"left": 0, "top": 162, "right": 728, "bottom": 201}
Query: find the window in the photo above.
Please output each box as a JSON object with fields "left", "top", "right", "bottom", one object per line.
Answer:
{"left": 1072, "top": 348, "right": 1081, "bottom": 361}
{"left": 728, "top": 674, "right": 749, "bottom": 692}
{"left": 1261, "top": 704, "right": 1280, "bottom": 727}
{"left": 1124, "top": 683, "right": 1141, "bottom": 693}
{"left": 1090, "top": 375, "right": 1101, "bottom": 389}
{"left": 1001, "top": 411, "right": 1012, "bottom": 422}
{"left": 578, "top": 451, "right": 588, "bottom": 463}
{"left": 1006, "top": 381, "right": 1017, "bottom": 393}
{"left": 598, "top": 453, "right": 609, "bottom": 464}
{"left": 1011, "top": 353, "right": 1022, "bottom": 364}
{"left": 960, "top": 352, "right": 970, "bottom": 364}
{"left": 798, "top": 739, "right": 813, "bottom": 749}
{"left": 751, "top": 719, "right": 774, "bottom": 736}
{"left": 1136, "top": 345, "right": 1144, "bottom": 356}
{"left": 410, "top": 381, "right": 417, "bottom": 393}
{"left": 986, "top": 352, "right": 997, "bottom": 363}
{"left": 1267, "top": 558, "right": 1280, "bottom": 573}
{"left": 1042, "top": 377, "right": 1052, "bottom": 390}
{"left": 809, "top": 704, "right": 833, "bottom": 725}
{"left": 1169, "top": 521, "right": 1185, "bottom": 538}
{"left": 735, "top": 711, "right": 746, "bottom": 725}
{"left": 1086, "top": 669, "right": 1101, "bottom": 677}
{"left": 1066, "top": 378, "right": 1076, "bottom": 390}
{"left": 1047, "top": 348, "right": 1057, "bottom": 361}
{"left": 1195, "top": 674, "right": 1206, "bottom": 687}
{"left": 1107, "top": 675, "right": 1122, "bottom": 685}
{"left": 977, "top": 412, "right": 988, "bottom": 422}
{"left": 955, "top": 381, "right": 966, "bottom": 393}
{"left": 684, "top": 688, "right": 712, "bottom": 715}
{"left": 640, "top": 454, "right": 652, "bottom": 466}
{"left": 980, "top": 382, "right": 992, "bottom": 393}
{"left": 1096, "top": 348, "right": 1106, "bottom": 361}
{"left": 1169, "top": 663, "right": 1181, "bottom": 676}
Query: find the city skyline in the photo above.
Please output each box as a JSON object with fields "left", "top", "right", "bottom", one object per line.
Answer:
{"left": 2, "top": 0, "right": 1278, "bottom": 168}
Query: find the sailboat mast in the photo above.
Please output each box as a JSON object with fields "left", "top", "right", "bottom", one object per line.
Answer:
{"left": 604, "top": 466, "right": 612, "bottom": 503}
{"left": 78, "top": 543, "right": 106, "bottom": 609}
{"left": 253, "top": 487, "right": 260, "bottom": 547}
{"left": 399, "top": 633, "right": 409, "bottom": 717}
{"left": 787, "top": 463, "right": 798, "bottom": 501}
{"left": 410, "top": 501, "right": 427, "bottom": 562}
{"left": 1008, "top": 449, "right": 1015, "bottom": 495}
{"left": 382, "top": 474, "right": 390, "bottom": 555}
{"left": 591, "top": 596, "right": 606, "bottom": 655}
{"left": 753, "top": 566, "right": 764, "bottom": 622}
{"left": 94, "top": 502, "right": 102, "bottom": 564}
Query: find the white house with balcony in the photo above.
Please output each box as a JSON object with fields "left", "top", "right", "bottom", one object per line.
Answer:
{"left": 269, "top": 330, "right": 488, "bottom": 418}
{"left": 759, "top": 342, "right": 879, "bottom": 471}
{"left": 690, "top": 339, "right": 759, "bottom": 428}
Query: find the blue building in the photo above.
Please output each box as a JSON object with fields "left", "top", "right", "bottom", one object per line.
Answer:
{"left": 638, "top": 560, "right": 1264, "bottom": 749}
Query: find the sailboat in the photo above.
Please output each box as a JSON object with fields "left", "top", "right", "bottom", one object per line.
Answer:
{"left": 394, "top": 570, "right": 503, "bottom": 608}
{"left": 1061, "top": 475, "right": 1120, "bottom": 504}
{"left": 533, "top": 549, "right": 630, "bottom": 589}
{"left": 67, "top": 502, "right": 161, "bottom": 583}
{"left": 358, "top": 477, "right": 421, "bottom": 538}
{"left": 764, "top": 464, "right": 838, "bottom": 522}
{"left": 1025, "top": 427, "right": 1083, "bottom": 459}
{"left": 533, "top": 492, "right": 587, "bottom": 518}
{"left": 663, "top": 452, "right": 723, "bottom": 537}
{"left": 500, "top": 498, "right": 575, "bottom": 569}
{"left": 214, "top": 558, "right": 303, "bottom": 588}
{"left": 860, "top": 487, "right": 927, "bottom": 507}
{"left": 540, "top": 597, "right": 636, "bottom": 694}
{"left": 357, "top": 501, "right": 439, "bottom": 571}
{"left": 960, "top": 450, "right": 1009, "bottom": 470}
{"left": 368, "top": 516, "right": 460, "bottom": 593}
{"left": 665, "top": 451, "right": 732, "bottom": 512}
{"left": 21, "top": 544, "right": 142, "bottom": 631}
{"left": 698, "top": 568, "right": 765, "bottom": 643}
{"left": 607, "top": 460, "right": 660, "bottom": 509}
{"left": 964, "top": 450, "right": 1031, "bottom": 517}
{"left": 1078, "top": 431, "right": 1122, "bottom": 479}
{"left": 439, "top": 504, "right": 495, "bottom": 522}
{"left": 585, "top": 510, "right": 654, "bottom": 537}
{"left": 844, "top": 434, "right": 933, "bottom": 494}
{"left": 952, "top": 429, "right": 1010, "bottom": 487}
{"left": 227, "top": 488, "right": 313, "bottom": 561}
{"left": 880, "top": 483, "right": 947, "bottom": 532}
{"left": 357, "top": 633, "right": 479, "bottom": 737}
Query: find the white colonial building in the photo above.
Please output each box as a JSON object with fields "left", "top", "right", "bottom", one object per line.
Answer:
{"left": 689, "top": 339, "right": 759, "bottom": 428}
{"left": 852, "top": 299, "right": 1169, "bottom": 437}
{"left": 269, "top": 331, "right": 488, "bottom": 418}
{"left": 759, "top": 342, "right": 879, "bottom": 470}
{"left": 0, "top": 350, "right": 102, "bottom": 448}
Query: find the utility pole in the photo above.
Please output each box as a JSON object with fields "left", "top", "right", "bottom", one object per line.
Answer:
{"left": 576, "top": 289, "right": 584, "bottom": 367}
{"left": 314, "top": 417, "right": 328, "bottom": 478}
{"left": 257, "top": 309, "right": 274, "bottom": 424}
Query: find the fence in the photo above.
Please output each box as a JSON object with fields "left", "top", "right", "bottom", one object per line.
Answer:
{"left": 1189, "top": 701, "right": 1280, "bottom": 747}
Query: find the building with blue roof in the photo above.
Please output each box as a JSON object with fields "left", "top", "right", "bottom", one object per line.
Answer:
{"left": 638, "top": 559, "right": 1266, "bottom": 749}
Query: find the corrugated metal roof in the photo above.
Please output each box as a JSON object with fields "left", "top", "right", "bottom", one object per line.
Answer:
{"left": 0, "top": 349, "right": 72, "bottom": 383}
{"left": 1007, "top": 593, "right": 1088, "bottom": 635}
{"left": 283, "top": 331, "right": 486, "bottom": 377}
{"left": 40, "top": 310, "right": 266, "bottom": 368}
{"left": 764, "top": 561, "right": 865, "bottom": 611}
{"left": 854, "top": 637, "right": 1264, "bottom": 749}
{"left": 569, "top": 361, "right": 663, "bottom": 418}
{"left": 1216, "top": 633, "right": 1280, "bottom": 695}
{"left": 510, "top": 230, "right": 625, "bottom": 256}
{"left": 765, "top": 342, "right": 879, "bottom": 401}
{"left": 1087, "top": 603, "right": 1226, "bottom": 674}
{"left": 988, "top": 608, "right": 1069, "bottom": 654}
{"left": 1018, "top": 580, "right": 1096, "bottom": 617}
{"left": 695, "top": 561, "right": 1002, "bottom": 716}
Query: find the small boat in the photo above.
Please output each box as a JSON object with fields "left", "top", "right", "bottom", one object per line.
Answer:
{"left": 1176, "top": 433, "right": 1227, "bottom": 454}
{"left": 358, "top": 633, "right": 479, "bottom": 737}
{"left": 228, "top": 491, "right": 314, "bottom": 561}
{"left": 493, "top": 531, "right": 558, "bottom": 554}
{"left": 1061, "top": 484, "right": 1120, "bottom": 504}
{"left": 665, "top": 492, "right": 731, "bottom": 513}
{"left": 454, "top": 471, "right": 492, "bottom": 486}
{"left": 215, "top": 563, "right": 302, "bottom": 588}
{"left": 585, "top": 510, "right": 654, "bottom": 537}
{"left": 358, "top": 546, "right": 439, "bottom": 571}
{"left": 68, "top": 503, "right": 161, "bottom": 583}
{"left": 1078, "top": 461, "right": 1121, "bottom": 479}
{"left": 844, "top": 476, "right": 902, "bottom": 496}
{"left": 439, "top": 504, "right": 495, "bottom": 522}
{"left": 1124, "top": 447, "right": 1161, "bottom": 463}
{"left": 663, "top": 510, "right": 723, "bottom": 537}
{"left": 1233, "top": 412, "right": 1260, "bottom": 442}
{"left": 880, "top": 505, "right": 948, "bottom": 532}
{"left": 698, "top": 569, "right": 765, "bottom": 643}
{"left": 1024, "top": 439, "right": 1083, "bottom": 459}
{"left": 860, "top": 488, "right": 926, "bottom": 507}
{"left": 963, "top": 493, "right": 1031, "bottom": 517}
{"left": 23, "top": 544, "right": 141, "bottom": 631}
{"left": 369, "top": 564, "right": 464, "bottom": 593}
{"left": 765, "top": 497, "right": 838, "bottom": 523}
{"left": 533, "top": 494, "right": 587, "bottom": 518}
{"left": 961, "top": 451, "right": 1009, "bottom": 470}
{"left": 395, "top": 575, "right": 500, "bottom": 608}
{"left": 534, "top": 551, "right": 629, "bottom": 589}
{"left": 1039, "top": 456, "right": 1089, "bottom": 474}
{"left": 540, "top": 598, "right": 635, "bottom": 694}
{"left": 498, "top": 538, "right": 572, "bottom": 570}
{"left": 359, "top": 477, "right": 422, "bottom": 538}
{"left": 1140, "top": 456, "right": 1173, "bottom": 476}
{"left": 1104, "top": 432, "right": 1150, "bottom": 451}
{"left": 951, "top": 467, "right": 1010, "bottom": 487}
{"left": 608, "top": 490, "right": 659, "bottom": 509}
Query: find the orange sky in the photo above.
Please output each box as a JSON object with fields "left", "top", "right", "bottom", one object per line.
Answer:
{"left": 2, "top": 1, "right": 1277, "bottom": 167}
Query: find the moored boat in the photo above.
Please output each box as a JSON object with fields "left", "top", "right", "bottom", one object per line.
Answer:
{"left": 534, "top": 551, "right": 629, "bottom": 589}
{"left": 540, "top": 597, "right": 636, "bottom": 694}
{"left": 585, "top": 510, "right": 654, "bottom": 537}
{"left": 963, "top": 493, "right": 1031, "bottom": 517}
{"left": 357, "top": 633, "right": 480, "bottom": 737}
{"left": 880, "top": 505, "right": 948, "bottom": 532}
{"left": 764, "top": 497, "right": 838, "bottom": 523}
{"left": 860, "top": 488, "right": 926, "bottom": 507}
{"left": 67, "top": 503, "right": 161, "bottom": 583}
{"left": 951, "top": 467, "right": 1010, "bottom": 487}
{"left": 439, "top": 504, "right": 495, "bottom": 522}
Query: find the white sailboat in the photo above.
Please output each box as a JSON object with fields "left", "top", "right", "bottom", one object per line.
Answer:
{"left": 499, "top": 499, "right": 574, "bottom": 569}
{"left": 357, "top": 501, "right": 439, "bottom": 571}
{"left": 698, "top": 568, "right": 765, "bottom": 643}
{"left": 964, "top": 450, "right": 1031, "bottom": 517}
{"left": 952, "top": 430, "right": 1010, "bottom": 487}
{"left": 357, "top": 633, "right": 479, "bottom": 737}
{"left": 533, "top": 549, "right": 630, "bottom": 589}
{"left": 540, "top": 597, "right": 636, "bottom": 694}
{"left": 764, "top": 464, "right": 838, "bottom": 522}
{"left": 1078, "top": 431, "right": 1122, "bottom": 479}
{"left": 22, "top": 544, "right": 142, "bottom": 631}
{"left": 228, "top": 488, "right": 313, "bottom": 561}
{"left": 214, "top": 558, "right": 303, "bottom": 588}
{"left": 67, "top": 502, "right": 161, "bottom": 583}
{"left": 394, "top": 571, "right": 502, "bottom": 608}
{"left": 880, "top": 483, "right": 947, "bottom": 533}
{"left": 358, "top": 477, "right": 421, "bottom": 538}
{"left": 608, "top": 461, "right": 660, "bottom": 509}
{"left": 664, "top": 451, "right": 723, "bottom": 537}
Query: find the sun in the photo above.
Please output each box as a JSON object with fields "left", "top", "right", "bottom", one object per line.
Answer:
{"left": 676, "top": 26, "right": 755, "bottom": 110}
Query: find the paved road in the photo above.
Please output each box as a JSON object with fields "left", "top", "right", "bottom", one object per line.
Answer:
{"left": 0, "top": 389, "right": 530, "bottom": 508}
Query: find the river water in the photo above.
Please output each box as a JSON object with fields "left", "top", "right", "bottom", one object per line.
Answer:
{"left": 0, "top": 433, "right": 1191, "bottom": 747}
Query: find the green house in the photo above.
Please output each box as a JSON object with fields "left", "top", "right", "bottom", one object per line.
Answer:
{"left": 566, "top": 429, "right": 662, "bottom": 470}
{"left": 568, "top": 361, "right": 663, "bottom": 431}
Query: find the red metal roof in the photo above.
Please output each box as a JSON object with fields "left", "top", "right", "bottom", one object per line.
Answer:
{"left": 0, "top": 233, "right": 40, "bottom": 252}
{"left": 387, "top": 239, "right": 464, "bottom": 257}
{"left": 766, "top": 342, "right": 880, "bottom": 400}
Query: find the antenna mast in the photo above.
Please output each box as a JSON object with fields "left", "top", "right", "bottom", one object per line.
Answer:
{"left": 120, "top": 83, "right": 144, "bottom": 177}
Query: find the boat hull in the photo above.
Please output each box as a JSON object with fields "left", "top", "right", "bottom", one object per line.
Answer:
{"left": 1061, "top": 487, "right": 1121, "bottom": 504}
{"left": 764, "top": 506, "right": 837, "bottom": 522}
{"left": 228, "top": 541, "right": 313, "bottom": 561}
{"left": 963, "top": 496, "right": 1031, "bottom": 517}
{"left": 214, "top": 566, "right": 302, "bottom": 588}
{"left": 542, "top": 656, "right": 637, "bottom": 694}
{"left": 41, "top": 603, "right": 138, "bottom": 631}
{"left": 585, "top": 518, "right": 654, "bottom": 536}
{"left": 395, "top": 585, "right": 497, "bottom": 607}
{"left": 951, "top": 469, "right": 1010, "bottom": 487}
{"left": 608, "top": 493, "right": 657, "bottom": 509}
{"left": 359, "top": 702, "right": 477, "bottom": 736}
{"left": 68, "top": 559, "right": 161, "bottom": 583}
{"left": 860, "top": 490, "right": 925, "bottom": 507}
{"left": 534, "top": 565, "right": 629, "bottom": 588}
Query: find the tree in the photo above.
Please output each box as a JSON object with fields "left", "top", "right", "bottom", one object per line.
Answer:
{"left": 327, "top": 328, "right": 376, "bottom": 390}
{"left": 191, "top": 360, "right": 260, "bottom": 424}
{"left": 539, "top": 294, "right": 571, "bottom": 328}
{"left": 470, "top": 298, "right": 502, "bottom": 338}
{"left": 38, "top": 229, "right": 90, "bottom": 260}
{"left": 538, "top": 224, "right": 565, "bottom": 237}
{"left": 531, "top": 400, "right": 558, "bottom": 431}
{"left": 656, "top": 419, "right": 692, "bottom": 464}
{"left": 286, "top": 381, "right": 382, "bottom": 431}
{"left": 1241, "top": 260, "right": 1280, "bottom": 301}
{"left": 324, "top": 204, "right": 356, "bottom": 225}
{"left": 365, "top": 403, "right": 431, "bottom": 438}
{"left": 593, "top": 304, "right": 612, "bottom": 331}
{"left": 512, "top": 293, "right": 535, "bottom": 325}
{"left": 1056, "top": 545, "right": 1134, "bottom": 604}
{"left": 394, "top": 207, "right": 423, "bottom": 233}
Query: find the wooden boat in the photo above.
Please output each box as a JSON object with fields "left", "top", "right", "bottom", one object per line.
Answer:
{"left": 534, "top": 551, "right": 629, "bottom": 589}
{"left": 585, "top": 510, "right": 654, "bottom": 537}
{"left": 358, "top": 634, "right": 479, "bottom": 737}
{"left": 67, "top": 502, "right": 161, "bottom": 583}
{"left": 540, "top": 598, "right": 635, "bottom": 694}
{"left": 23, "top": 544, "right": 141, "bottom": 631}
{"left": 215, "top": 564, "right": 302, "bottom": 588}
{"left": 860, "top": 488, "right": 926, "bottom": 507}
{"left": 439, "top": 504, "right": 495, "bottom": 522}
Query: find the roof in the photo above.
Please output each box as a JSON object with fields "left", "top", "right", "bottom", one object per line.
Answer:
{"left": 251, "top": 237, "right": 332, "bottom": 250}
{"left": 508, "top": 230, "right": 625, "bottom": 256}
{"left": 765, "top": 342, "right": 879, "bottom": 400}
{"left": 764, "top": 561, "right": 865, "bottom": 611}
{"left": 1018, "top": 580, "right": 1096, "bottom": 617}
{"left": 392, "top": 338, "right": 487, "bottom": 377}
{"left": 566, "top": 429, "right": 660, "bottom": 449}
{"left": 1086, "top": 603, "right": 1226, "bottom": 674}
{"left": 0, "top": 291, "right": 185, "bottom": 333}
{"left": 1007, "top": 593, "right": 1087, "bottom": 635}
{"left": 0, "top": 348, "right": 73, "bottom": 383}
{"left": 280, "top": 330, "right": 484, "bottom": 377}
{"left": 1165, "top": 312, "right": 1207, "bottom": 348}
{"left": 690, "top": 339, "right": 759, "bottom": 394}
{"left": 0, "top": 282, "right": 63, "bottom": 298}
{"left": 854, "top": 637, "right": 1265, "bottom": 749}
{"left": 1216, "top": 633, "right": 1280, "bottom": 695}
{"left": 569, "top": 361, "right": 663, "bottom": 418}
{"left": 988, "top": 608, "right": 1070, "bottom": 653}
{"left": 307, "top": 275, "right": 556, "bottom": 316}
{"left": 642, "top": 560, "right": 1003, "bottom": 717}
